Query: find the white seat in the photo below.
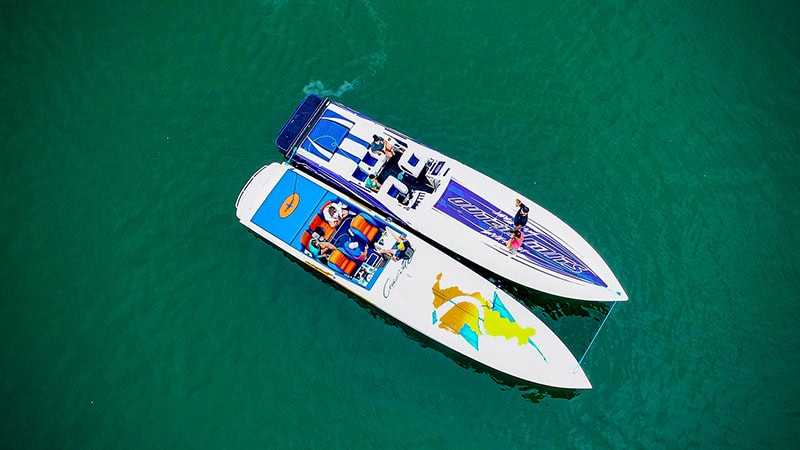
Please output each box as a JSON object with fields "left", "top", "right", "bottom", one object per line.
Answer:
{"left": 378, "top": 176, "right": 409, "bottom": 202}
{"left": 358, "top": 151, "right": 388, "bottom": 176}
{"left": 398, "top": 150, "right": 425, "bottom": 178}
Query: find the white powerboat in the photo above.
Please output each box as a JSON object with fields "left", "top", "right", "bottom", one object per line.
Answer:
{"left": 273, "top": 95, "right": 627, "bottom": 301}
{"left": 236, "top": 162, "right": 592, "bottom": 389}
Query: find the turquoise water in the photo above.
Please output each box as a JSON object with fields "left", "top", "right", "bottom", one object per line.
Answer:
{"left": 2, "top": 0, "right": 799, "bottom": 448}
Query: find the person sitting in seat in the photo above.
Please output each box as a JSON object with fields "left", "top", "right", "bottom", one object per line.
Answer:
{"left": 323, "top": 202, "right": 349, "bottom": 227}
{"left": 370, "top": 134, "right": 385, "bottom": 155}
{"left": 309, "top": 238, "right": 337, "bottom": 261}
{"left": 376, "top": 228, "right": 413, "bottom": 262}
{"left": 371, "top": 134, "right": 395, "bottom": 158}
{"left": 365, "top": 174, "right": 381, "bottom": 192}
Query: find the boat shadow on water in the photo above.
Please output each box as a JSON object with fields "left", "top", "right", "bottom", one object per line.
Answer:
{"left": 250, "top": 231, "right": 585, "bottom": 403}
{"left": 489, "top": 275, "right": 610, "bottom": 322}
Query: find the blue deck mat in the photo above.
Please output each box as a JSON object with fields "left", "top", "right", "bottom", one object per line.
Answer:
{"left": 308, "top": 117, "right": 350, "bottom": 153}
{"left": 251, "top": 170, "right": 336, "bottom": 246}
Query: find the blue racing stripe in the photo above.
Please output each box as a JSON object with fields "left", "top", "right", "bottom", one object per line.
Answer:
{"left": 346, "top": 133, "right": 369, "bottom": 149}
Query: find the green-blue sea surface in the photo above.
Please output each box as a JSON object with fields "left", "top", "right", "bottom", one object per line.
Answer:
{"left": 2, "top": 0, "right": 799, "bottom": 448}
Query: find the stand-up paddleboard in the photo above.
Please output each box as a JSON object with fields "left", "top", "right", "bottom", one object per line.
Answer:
{"left": 236, "top": 163, "right": 591, "bottom": 389}
{"left": 273, "top": 95, "right": 627, "bottom": 302}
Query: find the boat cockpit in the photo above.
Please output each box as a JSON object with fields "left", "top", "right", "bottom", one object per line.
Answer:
{"left": 278, "top": 96, "right": 451, "bottom": 212}
{"left": 296, "top": 198, "right": 413, "bottom": 288}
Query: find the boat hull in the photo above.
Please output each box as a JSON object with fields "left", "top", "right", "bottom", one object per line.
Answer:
{"left": 274, "top": 95, "right": 627, "bottom": 301}
{"left": 236, "top": 163, "right": 591, "bottom": 389}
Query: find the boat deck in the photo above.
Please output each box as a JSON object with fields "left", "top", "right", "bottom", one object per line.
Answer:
{"left": 272, "top": 95, "right": 628, "bottom": 302}
{"left": 236, "top": 163, "right": 593, "bottom": 389}
{"left": 251, "top": 167, "right": 409, "bottom": 289}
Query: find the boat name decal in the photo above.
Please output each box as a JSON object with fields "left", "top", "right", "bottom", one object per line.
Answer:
{"left": 446, "top": 197, "right": 583, "bottom": 271}
{"left": 382, "top": 258, "right": 411, "bottom": 298}
{"left": 433, "top": 180, "right": 605, "bottom": 286}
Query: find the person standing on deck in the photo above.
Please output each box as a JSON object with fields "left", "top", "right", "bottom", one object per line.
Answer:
{"left": 513, "top": 199, "right": 529, "bottom": 232}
